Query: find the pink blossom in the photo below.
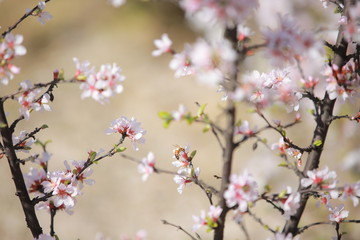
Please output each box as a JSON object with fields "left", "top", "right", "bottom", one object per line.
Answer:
{"left": 341, "top": 182, "right": 360, "bottom": 207}
{"left": 328, "top": 204, "right": 349, "bottom": 223}
{"left": 179, "top": 0, "right": 258, "bottom": 27}
{"left": 192, "top": 205, "right": 222, "bottom": 231}
{"left": 52, "top": 183, "right": 78, "bottom": 208}
{"left": 283, "top": 192, "right": 300, "bottom": 219}
{"left": 106, "top": 116, "right": 146, "bottom": 151}
{"left": 32, "top": 93, "right": 52, "bottom": 112}
{"left": 173, "top": 167, "right": 200, "bottom": 194}
{"left": 33, "top": 1, "right": 53, "bottom": 24}
{"left": 79, "top": 62, "right": 125, "bottom": 104}
{"left": 65, "top": 160, "right": 95, "bottom": 189}
{"left": 301, "top": 76, "right": 319, "bottom": 89}
{"left": 0, "top": 33, "right": 26, "bottom": 85}
{"left": 73, "top": 57, "right": 94, "bottom": 81}
{"left": 12, "top": 130, "right": 35, "bottom": 152}
{"left": 234, "top": 120, "right": 256, "bottom": 136}
{"left": 24, "top": 167, "right": 47, "bottom": 194}
{"left": 271, "top": 137, "right": 287, "bottom": 155}
{"left": 152, "top": 33, "right": 173, "bottom": 57}
{"left": 237, "top": 24, "right": 253, "bottom": 41}
{"left": 171, "top": 104, "right": 187, "bottom": 121}
{"left": 169, "top": 43, "right": 194, "bottom": 78}
{"left": 301, "top": 166, "right": 337, "bottom": 189}
{"left": 266, "top": 232, "right": 297, "bottom": 240}
{"left": 34, "top": 234, "right": 56, "bottom": 240}
{"left": 172, "top": 145, "right": 192, "bottom": 172}
{"left": 224, "top": 170, "right": 258, "bottom": 212}
{"left": 138, "top": 152, "right": 155, "bottom": 181}
{"left": 262, "top": 15, "right": 323, "bottom": 67}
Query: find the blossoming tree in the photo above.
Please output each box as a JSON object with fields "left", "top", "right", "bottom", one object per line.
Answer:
{"left": 0, "top": 0, "right": 360, "bottom": 240}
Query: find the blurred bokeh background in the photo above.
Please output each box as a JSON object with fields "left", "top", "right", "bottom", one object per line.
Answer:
{"left": 0, "top": 0, "right": 359, "bottom": 239}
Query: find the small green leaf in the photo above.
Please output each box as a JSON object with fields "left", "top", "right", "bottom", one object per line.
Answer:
{"left": 278, "top": 162, "right": 288, "bottom": 167}
{"left": 0, "top": 123, "right": 7, "bottom": 128}
{"left": 314, "top": 140, "right": 322, "bottom": 147}
{"left": 264, "top": 185, "right": 271, "bottom": 192}
{"left": 197, "top": 103, "right": 207, "bottom": 117}
{"left": 41, "top": 124, "right": 48, "bottom": 129}
{"left": 115, "top": 146, "right": 127, "bottom": 152}
{"left": 190, "top": 150, "right": 197, "bottom": 159}
{"left": 89, "top": 151, "right": 97, "bottom": 162}
{"left": 158, "top": 111, "right": 173, "bottom": 120}
{"left": 261, "top": 138, "right": 267, "bottom": 143}
{"left": 203, "top": 124, "right": 211, "bottom": 133}
{"left": 278, "top": 189, "right": 287, "bottom": 198}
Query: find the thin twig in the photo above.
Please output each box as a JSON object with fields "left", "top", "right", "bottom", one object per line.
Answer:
{"left": 161, "top": 219, "right": 201, "bottom": 240}
{"left": 1, "top": 0, "right": 53, "bottom": 37}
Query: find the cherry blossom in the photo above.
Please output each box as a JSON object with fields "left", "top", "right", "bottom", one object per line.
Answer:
{"left": 328, "top": 204, "right": 349, "bottom": 223}
{"left": 262, "top": 15, "right": 323, "bottom": 67}
{"left": 32, "top": 1, "right": 53, "bottom": 25}
{"left": 171, "top": 104, "right": 187, "bottom": 121}
{"left": 24, "top": 167, "right": 47, "bottom": 194}
{"left": 234, "top": 120, "right": 256, "bottom": 136}
{"left": 64, "top": 160, "right": 95, "bottom": 189}
{"left": 32, "top": 93, "right": 52, "bottom": 112}
{"left": 179, "top": 0, "right": 259, "bottom": 27}
{"left": 224, "top": 170, "right": 258, "bottom": 212}
{"left": 34, "top": 234, "right": 56, "bottom": 240}
{"left": 73, "top": 57, "right": 94, "bottom": 81}
{"left": 106, "top": 116, "right": 146, "bottom": 151}
{"left": 173, "top": 167, "right": 200, "bottom": 194}
{"left": 192, "top": 205, "right": 222, "bottom": 231}
{"left": 152, "top": 33, "right": 173, "bottom": 57}
{"left": 301, "top": 166, "right": 337, "bottom": 189}
{"left": 79, "top": 62, "right": 125, "bottom": 104}
{"left": 169, "top": 43, "right": 194, "bottom": 78}
{"left": 172, "top": 145, "right": 192, "bottom": 172}
{"left": 138, "top": 152, "right": 155, "bottom": 181}
{"left": 283, "top": 192, "right": 300, "bottom": 220}
{"left": 266, "top": 232, "right": 297, "bottom": 240}
{"left": 0, "top": 33, "right": 26, "bottom": 85}
{"left": 340, "top": 182, "right": 360, "bottom": 207}
{"left": 237, "top": 24, "right": 253, "bottom": 41}
{"left": 271, "top": 137, "right": 287, "bottom": 156}
{"left": 12, "top": 130, "right": 35, "bottom": 152}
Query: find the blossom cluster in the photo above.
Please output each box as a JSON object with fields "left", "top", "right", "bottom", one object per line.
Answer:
{"left": 73, "top": 58, "right": 125, "bottom": 104}
{"left": 224, "top": 170, "right": 258, "bottom": 212}
{"left": 0, "top": 33, "right": 26, "bottom": 85}
{"left": 339, "top": 2, "right": 360, "bottom": 42}
{"left": 106, "top": 116, "right": 146, "bottom": 151}
{"left": 24, "top": 155, "right": 95, "bottom": 215}
{"left": 262, "top": 15, "right": 323, "bottom": 67}
{"left": 301, "top": 166, "right": 360, "bottom": 223}
{"left": 171, "top": 145, "right": 200, "bottom": 194}
{"left": 230, "top": 68, "right": 302, "bottom": 112}
{"left": 192, "top": 205, "right": 222, "bottom": 232}
{"left": 179, "top": 0, "right": 259, "bottom": 27}
{"left": 17, "top": 80, "right": 52, "bottom": 120}
{"left": 152, "top": 34, "right": 237, "bottom": 87}
{"left": 322, "top": 60, "right": 360, "bottom": 103}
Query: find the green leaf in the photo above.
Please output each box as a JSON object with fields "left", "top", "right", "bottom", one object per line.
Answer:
{"left": 190, "top": 150, "right": 197, "bottom": 159}
{"left": 278, "top": 189, "right": 287, "bottom": 198}
{"left": 89, "top": 151, "right": 97, "bottom": 162}
{"left": 158, "top": 111, "right": 173, "bottom": 120}
{"left": 197, "top": 103, "right": 207, "bottom": 117}
{"left": 278, "top": 162, "right": 288, "bottom": 167}
{"left": 0, "top": 123, "right": 7, "bottom": 128}
{"left": 41, "top": 124, "right": 48, "bottom": 129}
{"left": 314, "top": 140, "right": 322, "bottom": 147}
{"left": 203, "top": 124, "right": 211, "bottom": 133}
{"left": 115, "top": 146, "right": 127, "bottom": 153}
{"left": 264, "top": 185, "right": 271, "bottom": 192}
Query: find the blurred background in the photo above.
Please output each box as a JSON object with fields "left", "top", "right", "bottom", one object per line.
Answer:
{"left": 0, "top": 0, "right": 359, "bottom": 239}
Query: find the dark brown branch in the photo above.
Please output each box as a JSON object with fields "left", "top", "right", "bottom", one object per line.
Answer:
{"left": 282, "top": 0, "right": 353, "bottom": 236}
{"left": 0, "top": 99, "right": 42, "bottom": 238}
